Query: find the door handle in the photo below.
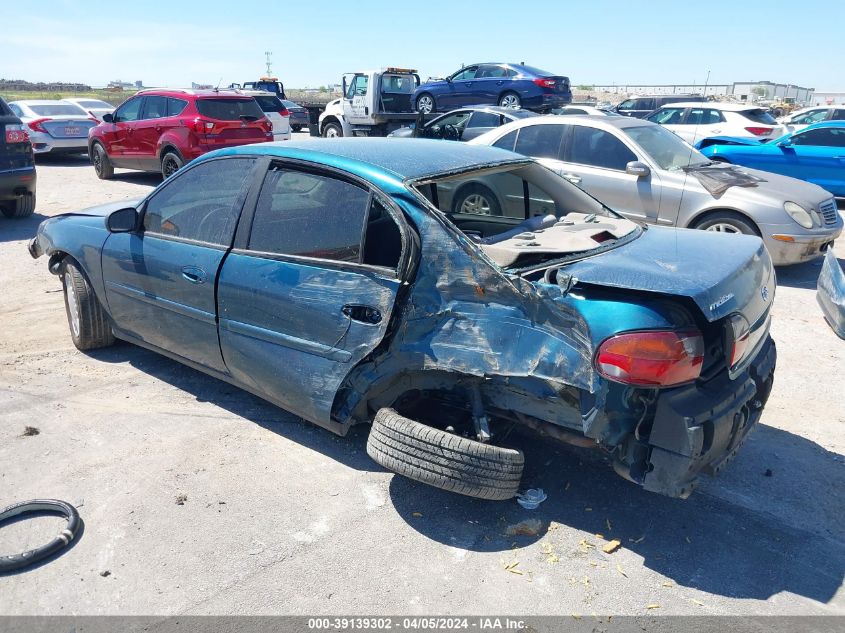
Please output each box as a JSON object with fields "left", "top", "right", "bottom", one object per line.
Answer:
{"left": 342, "top": 304, "right": 382, "bottom": 324}
{"left": 562, "top": 173, "right": 582, "bottom": 184}
{"left": 181, "top": 266, "right": 206, "bottom": 284}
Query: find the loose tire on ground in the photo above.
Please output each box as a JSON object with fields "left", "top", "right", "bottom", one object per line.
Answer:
{"left": 1, "top": 193, "right": 35, "bottom": 218}
{"left": 91, "top": 143, "right": 113, "bottom": 180}
{"left": 367, "top": 408, "right": 524, "bottom": 500}
{"left": 62, "top": 260, "right": 115, "bottom": 351}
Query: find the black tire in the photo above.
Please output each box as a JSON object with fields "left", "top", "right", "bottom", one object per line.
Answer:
{"left": 61, "top": 260, "right": 115, "bottom": 351}
{"left": 416, "top": 93, "right": 435, "bottom": 114}
{"left": 692, "top": 211, "right": 759, "bottom": 236}
{"left": 498, "top": 91, "right": 522, "bottom": 109}
{"left": 91, "top": 143, "right": 114, "bottom": 180}
{"left": 367, "top": 408, "right": 524, "bottom": 501}
{"left": 291, "top": 125, "right": 303, "bottom": 132}
{"left": 452, "top": 183, "right": 502, "bottom": 216}
{"left": 160, "top": 150, "right": 184, "bottom": 179}
{"left": 321, "top": 122, "right": 343, "bottom": 138}
{"left": 1, "top": 193, "right": 35, "bottom": 218}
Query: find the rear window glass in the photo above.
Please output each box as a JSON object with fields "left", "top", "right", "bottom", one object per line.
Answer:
{"left": 513, "top": 64, "right": 557, "bottom": 77}
{"left": 29, "top": 104, "right": 87, "bottom": 116}
{"left": 252, "top": 95, "right": 283, "bottom": 112}
{"left": 196, "top": 98, "right": 264, "bottom": 120}
{"left": 740, "top": 109, "right": 777, "bottom": 124}
{"left": 75, "top": 99, "right": 111, "bottom": 109}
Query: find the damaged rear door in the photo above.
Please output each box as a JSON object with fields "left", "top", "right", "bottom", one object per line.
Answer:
{"left": 217, "top": 162, "right": 408, "bottom": 430}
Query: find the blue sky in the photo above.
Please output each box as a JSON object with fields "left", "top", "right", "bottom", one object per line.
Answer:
{"left": 3, "top": 0, "right": 841, "bottom": 90}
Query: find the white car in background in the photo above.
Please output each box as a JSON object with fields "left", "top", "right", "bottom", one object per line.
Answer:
{"left": 645, "top": 102, "right": 785, "bottom": 145}
{"left": 238, "top": 90, "right": 290, "bottom": 141}
{"left": 62, "top": 98, "right": 115, "bottom": 122}
{"left": 778, "top": 105, "right": 845, "bottom": 133}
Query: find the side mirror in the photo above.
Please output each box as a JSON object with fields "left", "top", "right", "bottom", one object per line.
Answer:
{"left": 778, "top": 139, "right": 793, "bottom": 147}
{"left": 107, "top": 207, "right": 138, "bottom": 233}
{"left": 342, "top": 77, "right": 347, "bottom": 97}
{"left": 625, "top": 161, "right": 651, "bottom": 178}
{"left": 102, "top": 113, "right": 114, "bottom": 123}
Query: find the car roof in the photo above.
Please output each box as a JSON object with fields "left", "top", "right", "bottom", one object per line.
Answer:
{"left": 655, "top": 101, "right": 766, "bottom": 111}
{"left": 135, "top": 88, "right": 251, "bottom": 99}
{"left": 802, "top": 120, "right": 845, "bottom": 130}
{"left": 10, "top": 100, "right": 84, "bottom": 106}
{"left": 491, "top": 113, "right": 651, "bottom": 130}
{"left": 453, "top": 105, "right": 537, "bottom": 117}
{"left": 200, "top": 138, "right": 529, "bottom": 182}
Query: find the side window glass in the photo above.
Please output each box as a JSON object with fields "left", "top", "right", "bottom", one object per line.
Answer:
{"left": 143, "top": 158, "right": 254, "bottom": 244}
{"left": 167, "top": 97, "right": 188, "bottom": 117}
{"left": 115, "top": 98, "right": 142, "bottom": 123}
{"left": 792, "top": 128, "right": 845, "bottom": 147}
{"left": 363, "top": 197, "right": 403, "bottom": 270}
{"left": 635, "top": 99, "right": 655, "bottom": 111}
{"left": 142, "top": 96, "right": 168, "bottom": 120}
{"left": 467, "top": 111, "right": 501, "bottom": 128}
{"left": 9, "top": 104, "right": 23, "bottom": 117}
{"left": 831, "top": 110, "right": 845, "bottom": 120}
{"left": 616, "top": 99, "right": 635, "bottom": 111}
{"left": 568, "top": 126, "right": 637, "bottom": 170}
{"left": 249, "top": 168, "right": 370, "bottom": 263}
{"left": 687, "top": 108, "right": 723, "bottom": 125}
{"left": 435, "top": 112, "right": 471, "bottom": 128}
{"left": 514, "top": 124, "right": 565, "bottom": 159}
{"left": 648, "top": 108, "right": 684, "bottom": 124}
{"left": 451, "top": 67, "right": 478, "bottom": 81}
{"left": 346, "top": 75, "right": 368, "bottom": 99}
{"left": 492, "top": 130, "right": 517, "bottom": 151}
{"left": 476, "top": 64, "right": 506, "bottom": 79}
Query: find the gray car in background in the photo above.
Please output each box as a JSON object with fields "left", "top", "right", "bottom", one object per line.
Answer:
{"left": 62, "top": 98, "right": 115, "bottom": 122}
{"left": 7, "top": 100, "right": 97, "bottom": 155}
{"left": 469, "top": 115, "right": 842, "bottom": 265}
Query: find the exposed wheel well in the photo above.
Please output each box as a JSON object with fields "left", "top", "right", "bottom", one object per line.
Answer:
{"left": 321, "top": 116, "right": 341, "bottom": 133}
{"left": 159, "top": 145, "right": 181, "bottom": 160}
{"left": 687, "top": 208, "right": 762, "bottom": 236}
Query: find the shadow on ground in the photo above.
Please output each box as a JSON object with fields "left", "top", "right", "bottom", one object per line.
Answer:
{"left": 88, "top": 342, "right": 844, "bottom": 605}
{"left": 0, "top": 213, "right": 49, "bottom": 244}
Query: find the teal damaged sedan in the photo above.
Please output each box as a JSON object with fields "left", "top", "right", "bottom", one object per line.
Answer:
{"left": 699, "top": 121, "right": 845, "bottom": 197}
{"left": 29, "top": 139, "right": 776, "bottom": 500}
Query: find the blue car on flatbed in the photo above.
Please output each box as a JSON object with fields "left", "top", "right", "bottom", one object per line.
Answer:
{"left": 699, "top": 121, "right": 845, "bottom": 197}
{"left": 413, "top": 63, "right": 571, "bottom": 114}
{"left": 29, "top": 139, "right": 776, "bottom": 500}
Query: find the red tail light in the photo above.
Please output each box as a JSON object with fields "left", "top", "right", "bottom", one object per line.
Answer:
{"left": 533, "top": 78, "right": 556, "bottom": 89}
{"left": 745, "top": 127, "right": 772, "bottom": 136}
{"left": 278, "top": 108, "right": 290, "bottom": 117}
{"left": 27, "top": 118, "right": 49, "bottom": 133}
{"left": 5, "top": 124, "right": 29, "bottom": 143}
{"left": 727, "top": 314, "right": 750, "bottom": 368}
{"left": 596, "top": 330, "right": 704, "bottom": 387}
{"left": 191, "top": 118, "right": 215, "bottom": 134}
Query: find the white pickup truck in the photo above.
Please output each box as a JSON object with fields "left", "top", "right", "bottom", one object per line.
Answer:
{"left": 319, "top": 68, "right": 423, "bottom": 137}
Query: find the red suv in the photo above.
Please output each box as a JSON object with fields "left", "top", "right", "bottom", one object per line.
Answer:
{"left": 88, "top": 89, "right": 273, "bottom": 179}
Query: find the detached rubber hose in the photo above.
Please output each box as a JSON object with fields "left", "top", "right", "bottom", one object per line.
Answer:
{"left": 0, "top": 499, "right": 81, "bottom": 572}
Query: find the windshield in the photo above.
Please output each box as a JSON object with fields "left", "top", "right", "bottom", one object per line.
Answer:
{"left": 625, "top": 124, "right": 710, "bottom": 170}
{"left": 412, "top": 163, "right": 638, "bottom": 270}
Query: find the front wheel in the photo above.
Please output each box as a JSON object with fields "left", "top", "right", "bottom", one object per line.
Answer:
{"left": 160, "top": 151, "right": 183, "bottom": 179}
{"left": 693, "top": 212, "right": 759, "bottom": 236}
{"left": 416, "top": 93, "right": 435, "bottom": 114}
{"left": 62, "top": 260, "right": 115, "bottom": 351}
{"left": 322, "top": 122, "right": 342, "bottom": 138}
{"left": 498, "top": 92, "right": 521, "bottom": 109}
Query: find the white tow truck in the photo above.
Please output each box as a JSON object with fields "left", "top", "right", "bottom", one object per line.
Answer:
{"left": 318, "top": 68, "right": 423, "bottom": 137}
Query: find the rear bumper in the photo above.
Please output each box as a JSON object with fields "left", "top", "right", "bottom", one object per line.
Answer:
{"left": 623, "top": 336, "right": 776, "bottom": 498}
{"left": 0, "top": 167, "right": 36, "bottom": 200}
{"left": 525, "top": 93, "right": 572, "bottom": 110}
{"left": 28, "top": 131, "right": 89, "bottom": 154}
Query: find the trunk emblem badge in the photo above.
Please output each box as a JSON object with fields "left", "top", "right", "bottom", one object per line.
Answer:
{"left": 709, "top": 294, "right": 734, "bottom": 312}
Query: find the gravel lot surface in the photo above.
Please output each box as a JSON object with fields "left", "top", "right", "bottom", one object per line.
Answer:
{"left": 1, "top": 146, "right": 843, "bottom": 619}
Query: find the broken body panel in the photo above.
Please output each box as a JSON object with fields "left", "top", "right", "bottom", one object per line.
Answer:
{"left": 29, "top": 139, "right": 777, "bottom": 497}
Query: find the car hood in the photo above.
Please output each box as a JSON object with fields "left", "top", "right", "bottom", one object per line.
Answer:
{"left": 62, "top": 198, "right": 144, "bottom": 218}
{"left": 718, "top": 165, "right": 833, "bottom": 206}
{"left": 560, "top": 225, "right": 775, "bottom": 324}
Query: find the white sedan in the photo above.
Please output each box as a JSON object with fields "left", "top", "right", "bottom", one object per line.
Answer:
{"left": 62, "top": 98, "right": 115, "bottom": 122}
{"left": 778, "top": 105, "right": 845, "bottom": 133}
{"left": 644, "top": 102, "right": 785, "bottom": 144}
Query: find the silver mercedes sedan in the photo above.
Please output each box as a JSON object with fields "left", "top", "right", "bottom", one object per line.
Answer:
{"left": 470, "top": 115, "right": 842, "bottom": 265}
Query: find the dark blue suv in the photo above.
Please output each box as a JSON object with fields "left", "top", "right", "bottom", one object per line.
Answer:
{"left": 413, "top": 63, "right": 571, "bottom": 114}
{"left": 0, "top": 96, "right": 36, "bottom": 218}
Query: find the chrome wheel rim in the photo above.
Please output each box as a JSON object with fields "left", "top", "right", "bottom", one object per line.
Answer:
{"left": 93, "top": 149, "right": 103, "bottom": 174}
{"left": 500, "top": 94, "right": 520, "bottom": 108}
{"left": 417, "top": 96, "right": 433, "bottom": 113}
{"left": 325, "top": 126, "right": 340, "bottom": 138}
{"left": 706, "top": 222, "right": 741, "bottom": 234}
{"left": 460, "top": 194, "right": 492, "bottom": 215}
{"left": 65, "top": 274, "right": 81, "bottom": 339}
